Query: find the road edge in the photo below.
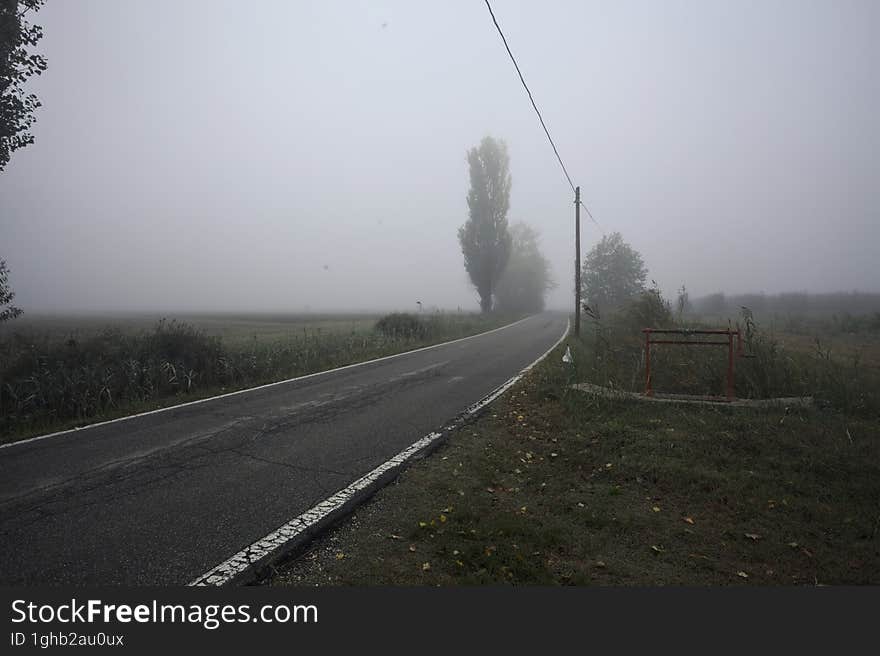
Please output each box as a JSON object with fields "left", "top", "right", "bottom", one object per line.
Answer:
{"left": 1, "top": 315, "right": 535, "bottom": 451}
{"left": 189, "top": 317, "right": 570, "bottom": 586}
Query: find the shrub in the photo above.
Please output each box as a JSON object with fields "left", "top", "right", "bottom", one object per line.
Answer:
{"left": 375, "top": 313, "right": 426, "bottom": 340}
{"left": 0, "top": 319, "right": 224, "bottom": 436}
{"left": 618, "top": 284, "right": 674, "bottom": 336}
{"left": 0, "top": 312, "right": 515, "bottom": 439}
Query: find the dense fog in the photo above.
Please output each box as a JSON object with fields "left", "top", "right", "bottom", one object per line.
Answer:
{"left": 2, "top": 0, "right": 878, "bottom": 313}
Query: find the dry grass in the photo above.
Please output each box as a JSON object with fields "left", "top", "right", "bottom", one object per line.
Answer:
{"left": 270, "top": 333, "right": 880, "bottom": 586}
{"left": 0, "top": 311, "right": 516, "bottom": 442}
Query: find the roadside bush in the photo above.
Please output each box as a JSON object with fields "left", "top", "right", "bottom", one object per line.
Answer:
{"left": 0, "top": 320, "right": 226, "bottom": 435}
{"left": 618, "top": 285, "right": 674, "bottom": 335}
{"left": 0, "top": 312, "right": 515, "bottom": 440}
{"left": 375, "top": 313, "right": 426, "bottom": 340}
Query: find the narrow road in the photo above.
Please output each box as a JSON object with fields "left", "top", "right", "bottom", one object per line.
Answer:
{"left": 0, "top": 313, "right": 567, "bottom": 584}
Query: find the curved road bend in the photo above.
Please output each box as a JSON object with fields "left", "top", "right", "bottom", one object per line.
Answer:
{"left": 0, "top": 312, "right": 567, "bottom": 584}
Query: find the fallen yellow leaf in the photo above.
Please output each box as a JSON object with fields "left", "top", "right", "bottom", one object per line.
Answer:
{"left": 422, "top": 562, "right": 431, "bottom": 571}
{"left": 683, "top": 517, "right": 695, "bottom": 524}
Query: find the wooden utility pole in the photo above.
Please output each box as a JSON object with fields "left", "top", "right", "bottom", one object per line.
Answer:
{"left": 574, "top": 186, "right": 581, "bottom": 337}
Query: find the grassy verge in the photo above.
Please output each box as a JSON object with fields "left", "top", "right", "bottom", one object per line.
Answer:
{"left": 580, "top": 294, "right": 880, "bottom": 415}
{"left": 270, "top": 335, "right": 880, "bottom": 586}
{"left": 0, "top": 311, "right": 520, "bottom": 443}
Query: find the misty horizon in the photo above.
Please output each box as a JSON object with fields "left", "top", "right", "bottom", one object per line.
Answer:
{"left": 2, "top": 0, "right": 878, "bottom": 314}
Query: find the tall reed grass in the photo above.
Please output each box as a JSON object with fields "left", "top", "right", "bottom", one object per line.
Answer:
{"left": 0, "top": 312, "right": 513, "bottom": 440}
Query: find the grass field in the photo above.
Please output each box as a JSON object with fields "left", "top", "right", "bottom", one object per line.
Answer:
{"left": 0, "top": 310, "right": 517, "bottom": 443}
{"left": 0, "top": 312, "right": 380, "bottom": 345}
{"left": 270, "top": 321, "right": 880, "bottom": 586}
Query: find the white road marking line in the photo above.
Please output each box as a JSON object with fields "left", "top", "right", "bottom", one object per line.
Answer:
{"left": 189, "top": 317, "right": 570, "bottom": 586}
{"left": 1, "top": 315, "right": 536, "bottom": 451}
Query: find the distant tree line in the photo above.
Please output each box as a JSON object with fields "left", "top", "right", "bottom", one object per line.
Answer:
{"left": 574, "top": 228, "right": 880, "bottom": 327}
{"left": 691, "top": 291, "right": 880, "bottom": 319}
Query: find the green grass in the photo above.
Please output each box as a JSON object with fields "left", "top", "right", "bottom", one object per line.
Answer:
{"left": 577, "top": 305, "right": 880, "bottom": 416}
{"left": 270, "top": 331, "right": 880, "bottom": 586}
{"left": 0, "top": 311, "right": 519, "bottom": 443}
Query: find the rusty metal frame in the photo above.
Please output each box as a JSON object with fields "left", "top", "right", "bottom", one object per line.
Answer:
{"left": 642, "top": 328, "right": 742, "bottom": 401}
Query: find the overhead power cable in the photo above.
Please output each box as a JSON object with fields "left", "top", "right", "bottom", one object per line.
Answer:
{"left": 579, "top": 200, "right": 604, "bottom": 233}
{"left": 483, "top": 0, "right": 575, "bottom": 194}
{"left": 483, "top": 0, "right": 609, "bottom": 237}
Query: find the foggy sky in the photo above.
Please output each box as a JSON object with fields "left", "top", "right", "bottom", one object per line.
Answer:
{"left": 1, "top": 0, "right": 878, "bottom": 313}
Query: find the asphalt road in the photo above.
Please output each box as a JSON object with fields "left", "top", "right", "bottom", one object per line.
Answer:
{"left": 0, "top": 312, "right": 567, "bottom": 584}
